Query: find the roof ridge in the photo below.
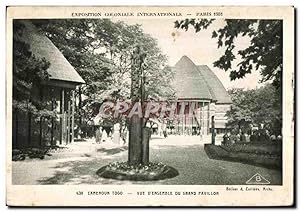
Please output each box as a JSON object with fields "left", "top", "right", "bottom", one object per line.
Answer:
{"left": 196, "top": 65, "right": 217, "bottom": 101}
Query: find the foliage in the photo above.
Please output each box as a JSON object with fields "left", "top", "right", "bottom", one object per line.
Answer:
{"left": 97, "top": 161, "right": 179, "bottom": 181}
{"left": 205, "top": 144, "right": 281, "bottom": 170}
{"left": 223, "top": 143, "right": 281, "bottom": 156}
{"left": 174, "top": 19, "right": 283, "bottom": 88}
{"left": 91, "top": 20, "right": 175, "bottom": 101}
{"left": 13, "top": 21, "right": 55, "bottom": 119}
{"left": 32, "top": 19, "right": 114, "bottom": 123}
{"left": 107, "top": 161, "right": 167, "bottom": 172}
{"left": 33, "top": 19, "right": 175, "bottom": 125}
{"left": 226, "top": 84, "right": 282, "bottom": 134}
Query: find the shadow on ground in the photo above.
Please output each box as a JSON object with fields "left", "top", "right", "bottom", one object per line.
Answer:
{"left": 37, "top": 158, "right": 129, "bottom": 185}
{"left": 26, "top": 143, "right": 281, "bottom": 185}
{"left": 96, "top": 146, "right": 128, "bottom": 155}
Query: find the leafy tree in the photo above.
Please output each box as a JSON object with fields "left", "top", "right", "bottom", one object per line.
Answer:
{"left": 13, "top": 21, "right": 54, "bottom": 119}
{"left": 33, "top": 19, "right": 175, "bottom": 128}
{"left": 32, "top": 19, "right": 114, "bottom": 125}
{"left": 226, "top": 84, "right": 282, "bottom": 135}
{"left": 90, "top": 20, "right": 175, "bottom": 129}
{"left": 174, "top": 19, "right": 283, "bottom": 88}
{"left": 92, "top": 20, "right": 175, "bottom": 101}
{"left": 175, "top": 19, "right": 282, "bottom": 135}
{"left": 226, "top": 88, "right": 256, "bottom": 126}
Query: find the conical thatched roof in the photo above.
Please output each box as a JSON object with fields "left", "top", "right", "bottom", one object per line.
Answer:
{"left": 197, "top": 65, "right": 232, "bottom": 104}
{"left": 17, "top": 20, "right": 85, "bottom": 85}
{"left": 171, "top": 56, "right": 232, "bottom": 104}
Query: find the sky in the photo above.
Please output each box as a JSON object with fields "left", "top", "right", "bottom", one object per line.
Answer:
{"left": 122, "top": 18, "right": 264, "bottom": 90}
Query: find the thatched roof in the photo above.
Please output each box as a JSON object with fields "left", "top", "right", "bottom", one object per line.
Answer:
{"left": 18, "top": 20, "right": 85, "bottom": 85}
{"left": 197, "top": 65, "right": 232, "bottom": 104}
{"left": 171, "top": 56, "right": 232, "bottom": 104}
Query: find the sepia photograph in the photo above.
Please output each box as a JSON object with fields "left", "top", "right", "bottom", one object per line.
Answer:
{"left": 6, "top": 6, "right": 294, "bottom": 207}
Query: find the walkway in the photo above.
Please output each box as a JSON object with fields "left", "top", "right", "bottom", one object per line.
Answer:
{"left": 12, "top": 135, "right": 282, "bottom": 185}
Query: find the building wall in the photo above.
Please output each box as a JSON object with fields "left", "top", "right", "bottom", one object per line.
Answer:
{"left": 165, "top": 100, "right": 231, "bottom": 144}
{"left": 208, "top": 103, "right": 231, "bottom": 145}
{"left": 12, "top": 85, "right": 76, "bottom": 148}
{"left": 166, "top": 100, "right": 211, "bottom": 136}
{"left": 210, "top": 103, "right": 231, "bottom": 132}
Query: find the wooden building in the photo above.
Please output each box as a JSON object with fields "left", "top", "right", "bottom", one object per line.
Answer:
{"left": 169, "top": 56, "right": 232, "bottom": 139}
{"left": 12, "top": 20, "right": 85, "bottom": 148}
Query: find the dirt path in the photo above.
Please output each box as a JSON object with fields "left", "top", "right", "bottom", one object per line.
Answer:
{"left": 12, "top": 136, "right": 282, "bottom": 185}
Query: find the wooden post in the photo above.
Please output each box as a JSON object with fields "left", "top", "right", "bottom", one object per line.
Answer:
{"left": 60, "top": 88, "right": 65, "bottom": 145}
{"left": 211, "top": 115, "right": 215, "bottom": 145}
{"left": 15, "top": 111, "right": 19, "bottom": 148}
{"left": 67, "top": 98, "right": 71, "bottom": 144}
{"left": 39, "top": 88, "right": 44, "bottom": 146}
{"left": 128, "top": 45, "right": 143, "bottom": 166}
{"left": 198, "top": 102, "right": 201, "bottom": 130}
{"left": 51, "top": 98, "right": 55, "bottom": 146}
{"left": 71, "top": 90, "right": 75, "bottom": 143}
{"left": 189, "top": 102, "right": 192, "bottom": 135}
{"left": 192, "top": 109, "right": 194, "bottom": 134}
{"left": 28, "top": 112, "right": 31, "bottom": 146}
{"left": 198, "top": 102, "right": 201, "bottom": 141}
{"left": 207, "top": 102, "right": 210, "bottom": 135}
{"left": 184, "top": 107, "right": 186, "bottom": 135}
{"left": 202, "top": 101, "right": 205, "bottom": 136}
{"left": 181, "top": 112, "right": 184, "bottom": 135}
{"left": 142, "top": 127, "right": 151, "bottom": 165}
{"left": 128, "top": 112, "right": 143, "bottom": 165}
{"left": 39, "top": 118, "right": 43, "bottom": 146}
{"left": 78, "top": 86, "right": 83, "bottom": 126}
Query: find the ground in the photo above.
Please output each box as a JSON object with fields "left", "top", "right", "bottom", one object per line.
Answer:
{"left": 12, "top": 135, "right": 282, "bottom": 185}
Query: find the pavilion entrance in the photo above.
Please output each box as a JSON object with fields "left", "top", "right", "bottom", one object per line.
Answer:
{"left": 164, "top": 101, "right": 212, "bottom": 138}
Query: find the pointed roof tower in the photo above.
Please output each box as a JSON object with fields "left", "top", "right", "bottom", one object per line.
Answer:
{"left": 172, "top": 56, "right": 214, "bottom": 100}
{"left": 171, "top": 56, "right": 231, "bottom": 104}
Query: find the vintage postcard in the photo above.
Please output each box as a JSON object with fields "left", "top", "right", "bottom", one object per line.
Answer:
{"left": 6, "top": 6, "right": 294, "bottom": 207}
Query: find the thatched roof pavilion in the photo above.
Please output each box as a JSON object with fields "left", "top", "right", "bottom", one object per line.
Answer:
{"left": 167, "top": 56, "right": 232, "bottom": 139}
{"left": 172, "top": 56, "right": 231, "bottom": 104}
{"left": 13, "top": 20, "right": 85, "bottom": 148}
